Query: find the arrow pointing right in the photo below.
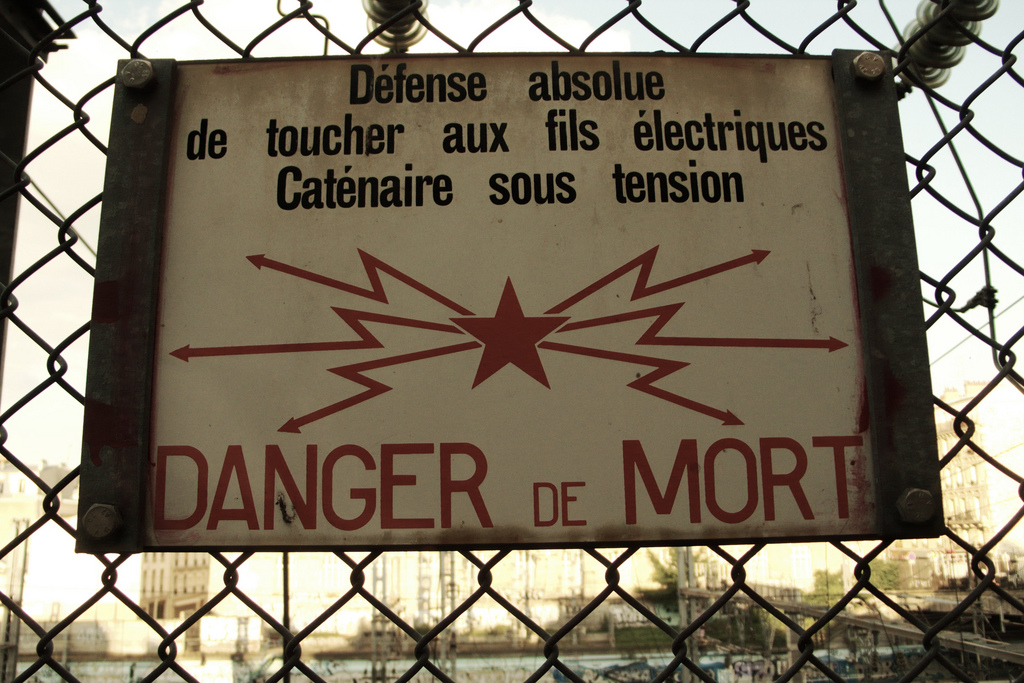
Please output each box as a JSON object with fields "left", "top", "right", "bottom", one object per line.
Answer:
{"left": 642, "top": 336, "right": 848, "bottom": 352}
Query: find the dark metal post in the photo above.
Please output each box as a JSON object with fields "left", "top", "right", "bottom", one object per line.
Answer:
{"left": 282, "top": 551, "right": 290, "bottom": 683}
{"left": 0, "top": 519, "right": 27, "bottom": 682}
{"left": 0, "top": 34, "right": 31, "bottom": 304}
{"left": 0, "top": 2, "right": 72, "bottom": 400}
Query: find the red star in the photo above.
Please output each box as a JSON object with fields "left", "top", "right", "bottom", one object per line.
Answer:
{"left": 452, "top": 279, "right": 569, "bottom": 388}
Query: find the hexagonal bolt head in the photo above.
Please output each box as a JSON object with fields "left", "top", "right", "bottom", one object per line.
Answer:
{"left": 896, "top": 488, "right": 936, "bottom": 524}
{"left": 82, "top": 504, "right": 123, "bottom": 540}
{"left": 120, "top": 59, "right": 155, "bottom": 89}
{"left": 852, "top": 52, "right": 886, "bottom": 81}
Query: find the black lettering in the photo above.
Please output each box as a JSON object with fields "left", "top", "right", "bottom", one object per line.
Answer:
{"left": 684, "top": 120, "right": 704, "bottom": 151}
{"left": 788, "top": 121, "right": 807, "bottom": 150}
{"left": 442, "top": 123, "right": 465, "bottom": 154}
{"left": 447, "top": 72, "right": 467, "bottom": 101}
{"left": 301, "top": 177, "right": 324, "bottom": 209}
{"left": 645, "top": 71, "right": 664, "bottom": 100}
{"left": 611, "top": 163, "right": 743, "bottom": 205}
{"left": 625, "top": 171, "right": 645, "bottom": 202}
{"left": 366, "top": 124, "right": 386, "bottom": 154}
{"left": 528, "top": 72, "right": 550, "bottom": 102}
{"left": 466, "top": 123, "right": 486, "bottom": 154}
{"left": 406, "top": 73, "right": 424, "bottom": 102}
{"left": 358, "top": 176, "right": 379, "bottom": 207}
{"left": 556, "top": 172, "right": 576, "bottom": 203}
{"left": 613, "top": 164, "right": 627, "bottom": 203}
{"left": 766, "top": 122, "right": 788, "bottom": 151}
{"left": 323, "top": 125, "right": 341, "bottom": 155}
{"left": 338, "top": 167, "right": 355, "bottom": 208}
{"left": 701, "top": 171, "right": 722, "bottom": 203}
{"left": 723, "top": 172, "right": 743, "bottom": 202}
{"left": 433, "top": 175, "right": 453, "bottom": 205}
{"left": 350, "top": 63, "right": 486, "bottom": 104}
{"left": 468, "top": 73, "right": 487, "bottom": 101}
{"left": 646, "top": 171, "right": 668, "bottom": 202}
{"left": 375, "top": 73, "right": 394, "bottom": 103}
{"left": 277, "top": 166, "right": 301, "bottom": 210}
{"left": 570, "top": 71, "right": 592, "bottom": 100}
{"left": 489, "top": 122, "right": 509, "bottom": 152}
{"left": 489, "top": 173, "right": 510, "bottom": 205}
{"left": 279, "top": 126, "right": 297, "bottom": 156}
{"left": 807, "top": 121, "right": 827, "bottom": 150}
{"left": 579, "top": 120, "right": 599, "bottom": 151}
{"left": 529, "top": 61, "right": 668, "bottom": 102}
{"left": 208, "top": 128, "right": 227, "bottom": 159}
{"left": 300, "top": 126, "right": 320, "bottom": 156}
{"left": 344, "top": 113, "right": 362, "bottom": 155}
{"left": 379, "top": 176, "right": 401, "bottom": 207}
{"left": 664, "top": 120, "right": 683, "bottom": 150}
{"left": 668, "top": 171, "right": 689, "bottom": 202}
{"left": 634, "top": 112, "right": 654, "bottom": 151}
{"left": 745, "top": 121, "right": 767, "bottom": 163}
{"left": 350, "top": 64, "right": 373, "bottom": 104}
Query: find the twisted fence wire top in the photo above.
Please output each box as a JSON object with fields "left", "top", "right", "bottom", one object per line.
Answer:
{"left": 1, "top": 1, "right": 1024, "bottom": 682}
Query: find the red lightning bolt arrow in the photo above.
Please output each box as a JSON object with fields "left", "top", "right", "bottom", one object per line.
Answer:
{"left": 171, "top": 309, "right": 465, "bottom": 362}
{"left": 644, "top": 335, "right": 848, "bottom": 351}
{"left": 558, "top": 303, "right": 846, "bottom": 352}
{"left": 278, "top": 342, "right": 481, "bottom": 433}
{"left": 547, "top": 247, "right": 769, "bottom": 314}
{"left": 171, "top": 340, "right": 377, "bottom": 362}
{"left": 248, "top": 250, "right": 473, "bottom": 315}
{"left": 538, "top": 341, "right": 743, "bottom": 426}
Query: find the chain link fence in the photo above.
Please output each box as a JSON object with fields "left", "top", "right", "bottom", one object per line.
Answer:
{"left": 1, "top": 0, "right": 1023, "bottom": 681}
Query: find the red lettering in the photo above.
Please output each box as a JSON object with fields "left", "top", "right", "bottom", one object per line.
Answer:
{"left": 813, "top": 435, "right": 862, "bottom": 519}
{"left": 704, "top": 438, "right": 757, "bottom": 524}
{"left": 760, "top": 437, "right": 813, "bottom": 521}
{"left": 322, "top": 445, "right": 376, "bottom": 530}
{"left": 561, "top": 482, "right": 586, "bottom": 526}
{"left": 623, "top": 439, "right": 700, "bottom": 524}
{"left": 264, "top": 445, "right": 317, "bottom": 530}
{"left": 207, "top": 445, "right": 259, "bottom": 530}
{"left": 381, "top": 443, "right": 434, "bottom": 529}
{"left": 533, "top": 482, "right": 558, "bottom": 527}
{"left": 440, "top": 443, "right": 492, "bottom": 528}
{"left": 153, "top": 446, "right": 208, "bottom": 530}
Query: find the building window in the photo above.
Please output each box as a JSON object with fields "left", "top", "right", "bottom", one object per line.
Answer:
{"left": 791, "top": 545, "right": 812, "bottom": 584}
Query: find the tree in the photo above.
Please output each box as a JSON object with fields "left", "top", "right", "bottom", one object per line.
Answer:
{"left": 805, "top": 570, "right": 845, "bottom": 605}
{"left": 868, "top": 559, "right": 901, "bottom": 590}
{"left": 642, "top": 549, "right": 678, "bottom": 603}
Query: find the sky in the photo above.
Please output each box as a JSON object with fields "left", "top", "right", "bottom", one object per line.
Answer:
{"left": 4, "top": 0, "right": 1023, "bottom": 469}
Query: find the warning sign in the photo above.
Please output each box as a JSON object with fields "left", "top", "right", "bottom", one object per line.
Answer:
{"left": 79, "top": 53, "right": 941, "bottom": 551}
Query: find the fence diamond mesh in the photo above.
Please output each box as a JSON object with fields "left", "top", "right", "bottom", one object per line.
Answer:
{"left": 1, "top": 1, "right": 1023, "bottom": 682}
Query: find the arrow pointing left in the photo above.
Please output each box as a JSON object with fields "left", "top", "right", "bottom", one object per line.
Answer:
{"left": 170, "top": 340, "right": 379, "bottom": 362}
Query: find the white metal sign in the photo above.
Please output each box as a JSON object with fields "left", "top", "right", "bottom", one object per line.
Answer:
{"left": 135, "top": 55, "right": 879, "bottom": 547}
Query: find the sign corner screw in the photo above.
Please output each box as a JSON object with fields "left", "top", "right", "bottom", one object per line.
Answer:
{"left": 121, "top": 59, "right": 155, "bottom": 89}
{"left": 896, "top": 488, "right": 936, "bottom": 524}
{"left": 82, "top": 503, "right": 123, "bottom": 540}
{"left": 851, "top": 51, "right": 886, "bottom": 81}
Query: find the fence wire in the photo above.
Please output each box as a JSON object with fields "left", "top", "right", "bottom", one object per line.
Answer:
{"left": 1, "top": 1, "right": 1024, "bottom": 682}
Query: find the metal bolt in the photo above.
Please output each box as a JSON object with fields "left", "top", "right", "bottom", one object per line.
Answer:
{"left": 851, "top": 52, "right": 886, "bottom": 81}
{"left": 82, "top": 504, "right": 123, "bottom": 540}
{"left": 120, "top": 59, "right": 155, "bottom": 89}
{"left": 896, "top": 488, "right": 936, "bottom": 524}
